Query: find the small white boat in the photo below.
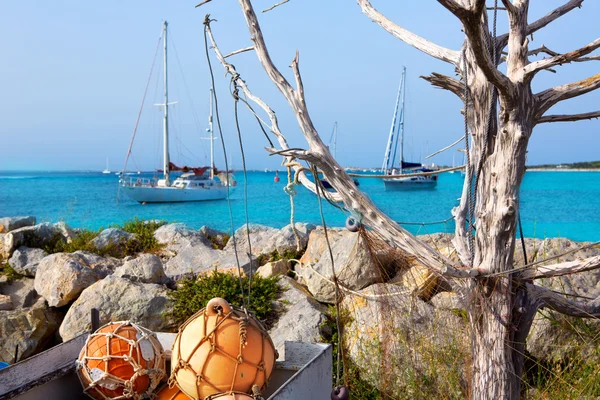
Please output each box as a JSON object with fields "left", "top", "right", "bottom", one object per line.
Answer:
{"left": 120, "top": 22, "right": 231, "bottom": 203}
{"left": 102, "top": 158, "right": 111, "bottom": 174}
{"left": 381, "top": 66, "right": 437, "bottom": 190}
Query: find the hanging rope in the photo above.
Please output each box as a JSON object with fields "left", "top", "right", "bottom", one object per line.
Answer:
{"left": 203, "top": 16, "right": 248, "bottom": 310}
{"left": 462, "top": 50, "right": 475, "bottom": 266}
{"left": 284, "top": 164, "right": 302, "bottom": 252}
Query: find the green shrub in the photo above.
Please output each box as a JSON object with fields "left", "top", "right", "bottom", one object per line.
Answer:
{"left": 167, "top": 271, "right": 281, "bottom": 326}
{"left": 257, "top": 248, "right": 304, "bottom": 266}
{"left": 118, "top": 218, "right": 165, "bottom": 253}
{"left": 0, "top": 261, "right": 24, "bottom": 282}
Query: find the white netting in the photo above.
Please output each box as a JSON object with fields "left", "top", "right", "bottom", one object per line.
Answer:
{"left": 76, "top": 321, "right": 166, "bottom": 400}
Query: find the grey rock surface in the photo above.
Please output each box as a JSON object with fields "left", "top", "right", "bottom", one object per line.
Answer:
{"left": 90, "top": 228, "right": 136, "bottom": 251}
{"left": 0, "top": 216, "right": 36, "bottom": 233}
{"left": 8, "top": 247, "right": 48, "bottom": 277}
{"left": 59, "top": 275, "right": 176, "bottom": 341}
{"left": 1, "top": 278, "right": 39, "bottom": 309}
{"left": 114, "top": 253, "right": 168, "bottom": 284}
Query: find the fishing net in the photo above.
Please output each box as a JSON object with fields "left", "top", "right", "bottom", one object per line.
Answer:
{"left": 76, "top": 321, "right": 166, "bottom": 400}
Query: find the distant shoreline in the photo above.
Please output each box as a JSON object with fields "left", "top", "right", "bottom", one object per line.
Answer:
{"left": 525, "top": 168, "right": 600, "bottom": 172}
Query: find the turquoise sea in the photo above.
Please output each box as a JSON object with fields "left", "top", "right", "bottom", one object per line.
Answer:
{"left": 0, "top": 171, "right": 599, "bottom": 242}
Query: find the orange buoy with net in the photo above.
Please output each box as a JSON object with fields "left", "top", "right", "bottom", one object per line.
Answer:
{"left": 209, "top": 393, "right": 255, "bottom": 400}
{"left": 76, "top": 321, "right": 166, "bottom": 400}
{"left": 155, "top": 384, "right": 192, "bottom": 399}
{"left": 169, "top": 297, "right": 276, "bottom": 400}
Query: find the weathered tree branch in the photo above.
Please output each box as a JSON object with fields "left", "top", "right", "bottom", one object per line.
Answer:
{"left": 538, "top": 110, "right": 600, "bottom": 123}
{"left": 535, "top": 73, "right": 600, "bottom": 116}
{"left": 521, "top": 255, "right": 600, "bottom": 280}
{"left": 496, "top": 0, "right": 585, "bottom": 51}
{"left": 529, "top": 45, "right": 600, "bottom": 62}
{"left": 356, "top": 0, "right": 460, "bottom": 65}
{"left": 224, "top": 46, "right": 254, "bottom": 58}
{"left": 499, "top": 0, "right": 517, "bottom": 15}
{"left": 262, "top": 0, "right": 289, "bottom": 13}
{"left": 421, "top": 73, "right": 465, "bottom": 100}
{"left": 524, "top": 38, "right": 600, "bottom": 77}
{"left": 229, "top": 0, "right": 466, "bottom": 279}
{"left": 528, "top": 283, "right": 600, "bottom": 318}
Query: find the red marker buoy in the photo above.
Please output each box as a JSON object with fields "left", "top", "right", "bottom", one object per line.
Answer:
{"left": 274, "top": 170, "right": 280, "bottom": 183}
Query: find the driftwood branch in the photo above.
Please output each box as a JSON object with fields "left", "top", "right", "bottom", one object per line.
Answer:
{"left": 228, "top": 0, "right": 466, "bottom": 279}
{"left": 538, "top": 110, "right": 600, "bottom": 123}
{"left": 203, "top": 18, "right": 337, "bottom": 201}
{"left": 496, "top": 0, "right": 584, "bottom": 51}
{"left": 528, "top": 283, "right": 600, "bottom": 318}
{"left": 262, "top": 0, "right": 290, "bottom": 13}
{"left": 535, "top": 73, "right": 600, "bottom": 117}
{"left": 524, "top": 38, "right": 600, "bottom": 77}
{"left": 425, "top": 135, "right": 465, "bottom": 159}
{"left": 421, "top": 73, "right": 465, "bottom": 99}
{"left": 357, "top": 0, "right": 460, "bottom": 65}
{"left": 224, "top": 46, "right": 254, "bottom": 58}
{"left": 521, "top": 255, "right": 600, "bottom": 280}
{"left": 529, "top": 45, "right": 600, "bottom": 62}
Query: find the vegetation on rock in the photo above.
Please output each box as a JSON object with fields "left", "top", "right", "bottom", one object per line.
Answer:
{"left": 167, "top": 271, "right": 281, "bottom": 327}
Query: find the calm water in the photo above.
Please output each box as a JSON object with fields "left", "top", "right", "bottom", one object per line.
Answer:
{"left": 0, "top": 171, "right": 599, "bottom": 242}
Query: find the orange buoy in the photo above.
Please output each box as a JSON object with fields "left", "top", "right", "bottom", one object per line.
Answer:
{"left": 170, "top": 298, "right": 276, "bottom": 400}
{"left": 274, "top": 171, "right": 280, "bottom": 183}
{"left": 155, "top": 384, "right": 192, "bottom": 399}
{"left": 209, "top": 393, "right": 255, "bottom": 400}
{"left": 77, "top": 321, "right": 166, "bottom": 400}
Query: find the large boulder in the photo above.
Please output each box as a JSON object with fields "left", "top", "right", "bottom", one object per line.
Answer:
{"left": 0, "top": 298, "right": 63, "bottom": 363}
{"left": 295, "top": 230, "right": 391, "bottom": 303}
{"left": 1, "top": 278, "right": 39, "bottom": 309}
{"left": 114, "top": 253, "right": 168, "bottom": 284}
{"left": 513, "top": 237, "right": 600, "bottom": 267}
{"left": 343, "top": 283, "right": 468, "bottom": 398}
{"left": 59, "top": 275, "right": 176, "bottom": 341}
{"left": 154, "top": 223, "right": 208, "bottom": 254}
{"left": 2, "top": 223, "right": 60, "bottom": 258}
{"left": 162, "top": 241, "right": 222, "bottom": 280}
{"left": 224, "top": 223, "right": 316, "bottom": 257}
{"left": 257, "top": 260, "right": 290, "bottom": 278}
{"left": 90, "top": 228, "right": 136, "bottom": 252}
{"left": 34, "top": 252, "right": 115, "bottom": 307}
{"left": 299, "top": 227, "right": 346, "bottom": 265}
{"left": 268, "top": 277, "right": 328, "bottom": 359}
{"left": 8, "top": 247, "right": 48, "bottom": 277}
{"left": 0, "top": 216, "right": 36, "bottom": 233}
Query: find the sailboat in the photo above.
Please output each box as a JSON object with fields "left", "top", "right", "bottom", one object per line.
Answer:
{"left": 120, "top": 21, "right": 230, "bottom": 203}
{"left": 381, "top": 66, "right": 437, "bottom": 190}
{"left": 320, "top": 122, "right": 359, "bottom": 189}
{"left": 102, "top": 158, "right": 111, "bottom": 174}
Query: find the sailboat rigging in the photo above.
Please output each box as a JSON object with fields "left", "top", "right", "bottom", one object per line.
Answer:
{"left": 382, "top": 66, "right": 438, "bottom": 190}
{"left": 120, "top": 21, "right": 231, "bottom": 203}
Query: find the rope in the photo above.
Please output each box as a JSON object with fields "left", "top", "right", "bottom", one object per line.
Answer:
{"left": 232, "top": 81, "right": 256, "bottom": 305}
{"left": 518, "top": 212, "right": 528, "bottom": 265}
{"left": 285, "top": 164, "right": 302, "bottom": 252}
{"left": 462, "top": 49, "right": 475, "bottom": 266}
{"left": 311, "top": 163, "right": 345, "bottom": 388}
{"left": 203, "top": 17, "right": 248, "bottom": 310}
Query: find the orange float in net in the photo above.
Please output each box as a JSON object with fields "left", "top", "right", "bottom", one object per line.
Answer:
{"left": 207, "top": 393, "right": 255, "bottom": 400}
{"left": 76, "top": 321, "right": 166, "bottom": 400}
{"left": 169, "top": 297, "right": 276, "bottom": 400}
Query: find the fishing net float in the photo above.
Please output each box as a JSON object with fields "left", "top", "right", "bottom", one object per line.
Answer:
{"left": 76, "top": 321, "right": 166, "bottom": 400}
{"left": 169, "top": 297, "right": 277, "bottom": 400}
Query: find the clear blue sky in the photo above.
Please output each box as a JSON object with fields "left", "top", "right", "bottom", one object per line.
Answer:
{"left": 1, "top": 1, "right": 598, "bottom": 171}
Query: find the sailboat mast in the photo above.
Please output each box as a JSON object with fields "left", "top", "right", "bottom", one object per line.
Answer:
{"left": 333, "top": 122, "right": 337, "bottom": 159}
{"left": 399, "top": 66, "right": 406, "bottom": 174}
{"left": 209, "top": 89, "right": 214, "bottom": 180}
{"left": 162, "top": 21, "right": 171, "bottom": 186}
{"left": 382, "top": 75, "right": 403, "bottom": 173}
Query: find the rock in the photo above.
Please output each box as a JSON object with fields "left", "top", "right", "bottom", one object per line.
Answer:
{"left": 154, "top": 223, "right": 209, "bottom": 254}
{"left": 223, "top": 223, "right": 316, "bottom": 257}
{"left": 268, "top": 277, "right": 328, "bottom": 359}
{"left": 513, "top": 238, "right": 600, "bottom": 267}
{"left": 59, "top": 275, "right": 176, "bottom": 341}
{"left": 1, "top": 278, "right": 38, "bottom": 308}
{"left": 34, "top": 252, "right": 114, "bottom": 307}
{"left": 0, "top": 275, "right": 7, "bottom": 285}
{"left": 295, "top": 230, "right": 390, "bottom": 303}
{"left": 162, "top": 241, "right": 221, "bottom": 280}
{"left": 0, "top": 299, "right": 63, "bottom": 363}
{"left": 257, "top": 260, "right": 290, "bottom": 278}
{"left": 52, "top": 222, "right": 76, "bottom": 243}
{"left": 2, "top": 223, "right": 60, "bottom": 258}
{"left": 273, "top": 223, "right": 316, "bottom": 254}
{"left": 114, "top": 253, "right": 168, "bottom": 284}
{"left": 0, "top": 216, "right": 36, "bottom": 233}
{"left": 8, "top": 247, "right": 48, "bottom": 277}
{"left": 0, "top": 294, "right": 13, "bottom": 310}
{"left": 90, "top": 228, "right": 136, "bottom": 251}
{"left": 343, "top": 283, "right": 467, "bottom": 397}
{"left": 200, "top": 226, "right": 230, "bottom": 249}
{"left": 528, "top": 264, "right": 600, "bottom": 363}
{"left": 299, "top": 227, "right": 346, "bottom": 265}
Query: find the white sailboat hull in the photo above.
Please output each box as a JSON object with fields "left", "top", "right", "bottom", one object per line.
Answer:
{"left": 121, "top": 185, "right": 228, "bottom": 203}
{"left": 383, "top": 177, "right": 437, "bottom": 190}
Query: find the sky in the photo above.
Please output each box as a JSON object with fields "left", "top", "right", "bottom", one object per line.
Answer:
{"left": 1, "top": 0, "right": 599, "bottom": 171}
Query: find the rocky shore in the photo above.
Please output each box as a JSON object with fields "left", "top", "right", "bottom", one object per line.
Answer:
{"left": 1, "top": 216, "right": 599, "bottom": 395}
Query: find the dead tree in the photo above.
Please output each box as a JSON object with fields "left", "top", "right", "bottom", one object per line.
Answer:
{"left": 201, "top": 0, "right": 600, "bottom": 398}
